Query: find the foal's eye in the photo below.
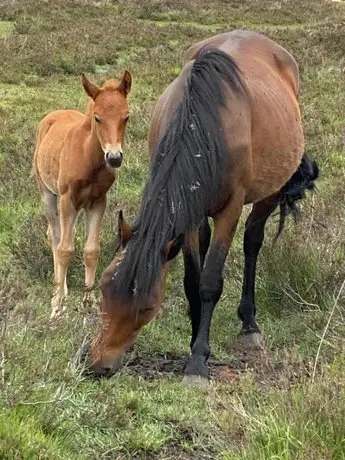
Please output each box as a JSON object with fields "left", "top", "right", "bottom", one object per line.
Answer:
{"left": 94, "top": 115, "right": 101, "bottom": 123}
{"left": 124, "top": 115, "right": 129, "bottom": 123}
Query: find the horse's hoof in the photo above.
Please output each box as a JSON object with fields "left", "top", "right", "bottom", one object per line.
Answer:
{"left": 50, "top": 305, "right": 66, "bottom": 321}
{"left": 242, "top": 332, "right": 264, "bottom": 349}
{"left": 182, "top": 374, "right": 210, "bottom": 388}
{"left": 82, "top": 289, "right": 97, "bottom": 310}
{"left": 82, "top": 294, "right": 90, "bottom": 309}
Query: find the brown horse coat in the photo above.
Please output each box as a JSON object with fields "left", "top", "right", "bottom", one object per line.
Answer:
{"left": 89, "top": 31, "right": 318, "bottom": 381}
{"left": 149, "top": 30, "right": 304, "bottom": 208}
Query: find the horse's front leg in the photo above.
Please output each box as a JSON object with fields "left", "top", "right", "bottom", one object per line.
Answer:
{"left": 238, "top": 196, "right": 278, "bottom": 346}
{"left": 183, "top": 230, "right": 201, "bottom": 348}
{"left": 83, "top": 196, "right": 107, "bottom": 309}
{"left": 183, "top": 192, "right": 245, "bottom": 386}
{"left": 183, "top": 219, "right": 211, "bottom": 348}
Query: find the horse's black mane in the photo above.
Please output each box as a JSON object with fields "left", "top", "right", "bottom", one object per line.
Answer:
{"left": 110, "top": 48, "right": 246, "bottom": 302}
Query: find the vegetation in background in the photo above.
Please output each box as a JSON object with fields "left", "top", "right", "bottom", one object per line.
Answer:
{"left": 0, "top": 1, "right": 345, "bottom": 458}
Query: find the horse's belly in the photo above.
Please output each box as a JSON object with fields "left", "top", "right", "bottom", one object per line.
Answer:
{"left": 246, "top": 154, "right": 301, "bottom": 204}
{"left": 35, "top": 111, "right": 83, "bottom": 195}
{"left": 247, "top": 140, "right": 304, "bottom": 204}
{"left": 36, "top": 140, "right": 62, "bottom": 195}
{"left": 247, "top": 88, "right": 304, "bottom": 203}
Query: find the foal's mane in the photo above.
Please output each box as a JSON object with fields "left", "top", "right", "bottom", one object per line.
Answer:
{"left": 110, "top": 48, "right": 246, "bottom": 302}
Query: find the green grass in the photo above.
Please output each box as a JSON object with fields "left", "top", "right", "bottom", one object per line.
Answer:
{"left": 0, "top": 20, "right": 13, "bottom": 37}
{"left": 1, "top": 0, "right": 345, "bottom": 458}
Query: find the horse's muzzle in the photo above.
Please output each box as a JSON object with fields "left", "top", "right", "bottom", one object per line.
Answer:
{"left": 87, "top": 357, "right": 124, "bottom": 379}
{"left": 105, "top": 151, "right": 123, "bottom": 168}
{"left": 82, "top": 344, "right": 124, "bottom": 379}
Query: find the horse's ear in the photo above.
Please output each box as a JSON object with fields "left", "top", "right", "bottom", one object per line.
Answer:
{"left": 118, "top": 210, "right": 133, "bottom": 247}
{"left": 81, "top": 73, "right": 100, "bottom": 100}
{"left": 164, "top": 234, "right": 184, "bottom": 262}
{"left": 119, "top": 70, "right": 132, "bottom": 96}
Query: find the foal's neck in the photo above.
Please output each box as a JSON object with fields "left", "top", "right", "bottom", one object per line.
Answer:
{"left": 83, "top": 116, "right": 104, "bottom": 168}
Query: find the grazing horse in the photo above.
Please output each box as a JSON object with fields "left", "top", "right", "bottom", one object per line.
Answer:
{"left": 89, "top": 30, "right": 318, "bottom": 384}
{"left": 33, "top": 72, "right": 132, "bottom": 319}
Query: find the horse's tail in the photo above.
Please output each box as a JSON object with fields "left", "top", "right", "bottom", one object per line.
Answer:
{"left": 276, "top": 153, "right": 319, "bottom": 238}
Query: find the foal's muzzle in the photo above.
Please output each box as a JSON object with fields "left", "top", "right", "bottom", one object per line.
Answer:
{"left": 105, "top": 151, "right": 123, "bottom": 168}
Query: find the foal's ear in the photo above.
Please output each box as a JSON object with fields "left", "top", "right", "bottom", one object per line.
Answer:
{"left": 119, "top": 70, "right": 132, "bottom": 96}
{"left": 164, "top": 234, "right": 184, "bottom": 262}
{"left": 118, "top": 210, "right": 133, "bottom": 247}
{"left": 81, "top": 74, "right": 100, "bottom": 100}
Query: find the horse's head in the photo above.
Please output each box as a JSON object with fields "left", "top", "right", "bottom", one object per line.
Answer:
{"left": 81, "top": 72, "right": 131, "bottom": 168}
{"left": 88, "top": 211, "right": 183, "bottom": 377}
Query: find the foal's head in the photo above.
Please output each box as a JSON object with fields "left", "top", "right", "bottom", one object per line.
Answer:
{"left": 81, "top": 72, "right": 131, "bottom": 168}
{"left": 89, "top": 212, "right": 183, "bottom": 377}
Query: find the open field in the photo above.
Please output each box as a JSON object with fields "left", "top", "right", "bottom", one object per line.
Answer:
{"left": 1, "top": 0, "right": 345, "bottom": 458}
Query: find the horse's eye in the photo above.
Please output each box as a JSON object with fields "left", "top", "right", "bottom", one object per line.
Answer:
{"left": 124, "top": 115, "right": 129, "bottom": 123}
{"left": 94, "top": 115, "right": 101, "bottom": 123}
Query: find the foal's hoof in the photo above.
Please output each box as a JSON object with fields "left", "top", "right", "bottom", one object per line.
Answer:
{"left": 82, "top": 289, "right": 95, "bottom": 307}
{"left": 50, "top": 305, "right": 66, "bottom": 321}
{"left": 242, "top": 332, "right": 264, "bottom": 349}
{"left": 182, "top": 374, "right": 210, "bottom": 389}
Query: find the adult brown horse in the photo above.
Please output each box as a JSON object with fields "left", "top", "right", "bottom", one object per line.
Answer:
{"left": 89, "top": 30, "right": 318, "bottom": 385}
{"left": 34, "top": 72, "right": 131, "bottom": 319}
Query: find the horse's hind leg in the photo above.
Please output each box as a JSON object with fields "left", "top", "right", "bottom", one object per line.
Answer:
{"left": 238, "top": 195, "right": 278, "bottom": 346}
{"left": 41, "top": 188, "right": 60, "bottom": 283}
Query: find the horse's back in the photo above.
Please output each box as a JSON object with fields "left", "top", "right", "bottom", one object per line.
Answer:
{"left": 185, "top": 30, "right": 304, "bottom": 202}
{"left": 34, "top": 110, "right": 85, "bottom": 193}
{"left": 36, "top": 110, "right": 84, "bottom": 145}
{"left": 185, "top": 30, "right": 299, "bottom": 94}
{"left": 184, "top": 30, "right": 301, "bottom": 135}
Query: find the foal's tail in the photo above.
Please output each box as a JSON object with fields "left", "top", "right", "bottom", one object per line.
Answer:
{"left": 276, "top": 153, "right": 319, "bottom": 238}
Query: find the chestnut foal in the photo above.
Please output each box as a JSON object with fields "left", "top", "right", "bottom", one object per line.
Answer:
{"left": 33, "top": 72, "right": 131, "bottom": 319}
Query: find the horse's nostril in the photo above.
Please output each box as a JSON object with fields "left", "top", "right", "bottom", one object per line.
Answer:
{"left": 90, "top": 366, "right": 113, "bottom": 379}
{"left": 105, "top": 152, "right": 123, "bottom": 168}
{"left": 86, "top": 356, "right": 124, "bottom": 379}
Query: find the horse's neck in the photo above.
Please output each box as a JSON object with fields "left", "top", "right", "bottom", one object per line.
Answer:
{"left": 85, "top": 99, "right": 94, "bottom": 116}
{"left": 82, "top": 117, "right": 104, "bottom": 167}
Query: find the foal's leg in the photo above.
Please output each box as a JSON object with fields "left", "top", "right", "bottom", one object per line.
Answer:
{"left": 183, "top": 218, "right": 211, "bottom": 348}
{"left": 183, "top": 192, "right": 245, "bottom": 386}
{"left": 41, "top": 188, "right": 60, "bottom": 282}
{"left": 52, "top": 194, "right": 77, "bottom": 319}
{"left": 238, "top": 196, "right": 278, "bottom": 345}
{"left": 83, "top": 196, "right": 106, "bottom": 306}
